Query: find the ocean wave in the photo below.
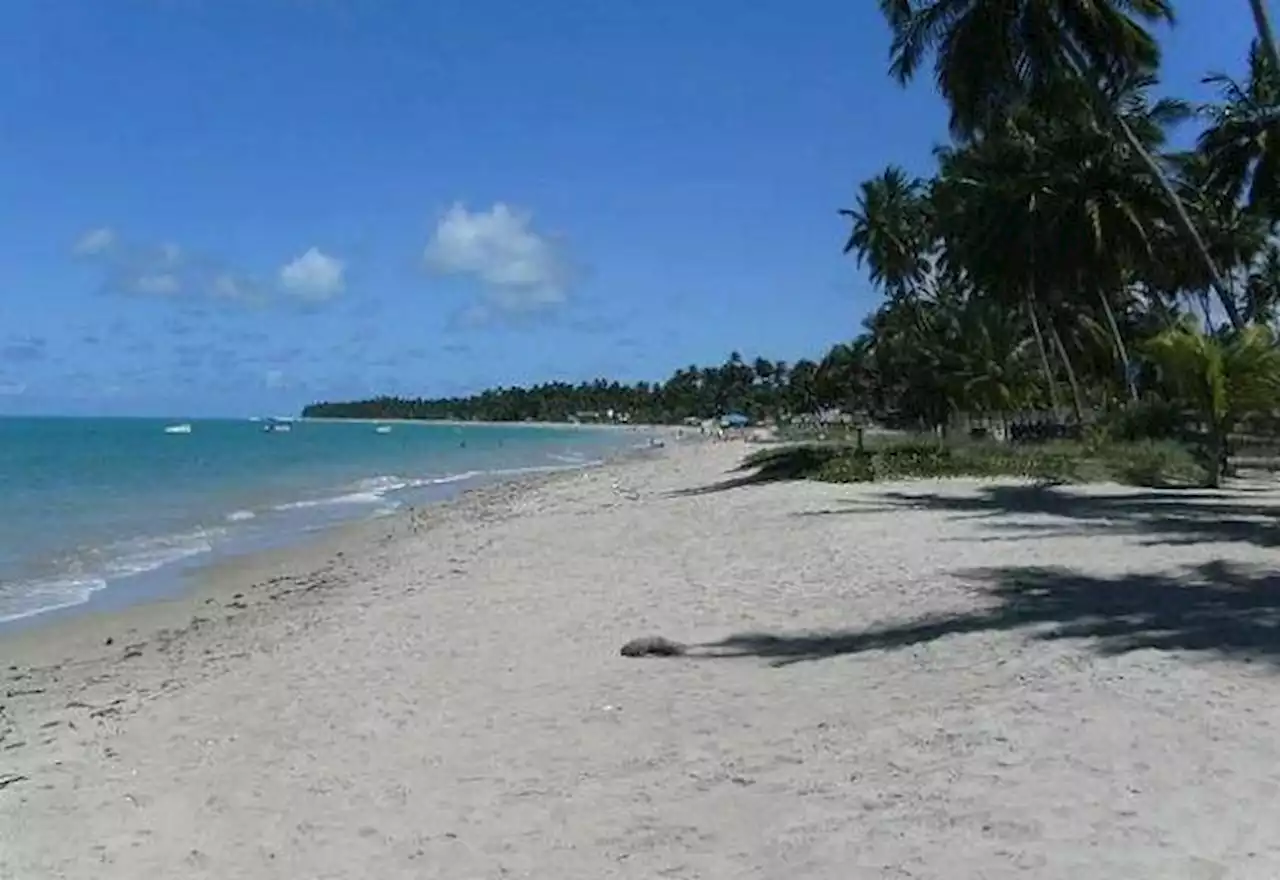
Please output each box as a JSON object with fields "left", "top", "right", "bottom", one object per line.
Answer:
{"left": 103, "top": 530, "right": 220, "bottom": 578}
{"left": 0, "top": 576, "right": 108, "bottom": 624}
{"left": 0, "top": 528, "right": 219, "bottom": 624}
{"left": 270, "top": 471, "right": 485, "bottom": 512}
{"left": 226, "top": 509, "right": 256, "bottom": 522}
{"left": 486, "top": 461, "right": 603, "bottom": 477}
{"left": 272, "top": 491, "right": 387, "bottom": 511}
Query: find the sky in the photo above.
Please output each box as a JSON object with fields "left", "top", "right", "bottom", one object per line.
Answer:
{"left": 0, "top": 0, "right": 1266, "bottom": 416}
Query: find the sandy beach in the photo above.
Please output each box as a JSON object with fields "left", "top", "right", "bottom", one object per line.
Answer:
{"left": 4, "top": 439, "right": 1280, "bottom": 878}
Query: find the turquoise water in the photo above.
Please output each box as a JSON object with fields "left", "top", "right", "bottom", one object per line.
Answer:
{"left": 0, "top": 416, "right": 641, "bottom": 624}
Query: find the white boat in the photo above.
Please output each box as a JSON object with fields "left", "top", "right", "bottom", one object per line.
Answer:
{"left": 163, "top": 423, "right": 192, "bottom": 434}
{"left": 261, "top": 417, "right": 292, "bottom": 433}
{"left": 374, "top": 425, "right": 392, "bottom": 434}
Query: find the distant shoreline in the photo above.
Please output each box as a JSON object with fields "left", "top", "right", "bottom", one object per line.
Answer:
{"left": 298, "top": 416, "right": 682, "bottom": 433}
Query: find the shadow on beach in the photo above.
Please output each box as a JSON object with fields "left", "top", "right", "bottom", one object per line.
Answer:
{"left": 702, "top": 561, "right": 1280, "bottom": 669}
{"left": 797, "top": 483, "right": 1280, "bottom": 549}
{"left": 669, "top": 446, "right": 838, "bottom": 496}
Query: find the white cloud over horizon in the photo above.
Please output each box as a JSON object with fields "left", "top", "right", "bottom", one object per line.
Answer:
{"left": 72, "top": 226, "right": 116, "bottom": 257}
{"left": 424, "top": 202, "right": 572, "bottom": 316}
{"left": 278, "top": 247, "right": 345, "bottom": 301}
{"left": 131, "top": 272, "right": 182, "bottom": 296}
{"left": 70, "top": 227, "right": 326, "bottom": 309}
{"left": 210, "top": 273, "right": 262, "bottom": 305}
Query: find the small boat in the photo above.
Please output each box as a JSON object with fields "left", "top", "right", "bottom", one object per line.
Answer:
{"left": 261, "top": 417, "right": 292, "bottom": 433}
{"left": 163, "top": 423, "right": 192, "bottom": 434}
{"left": 374, "top": 425, "right": 392, "bottom": 434}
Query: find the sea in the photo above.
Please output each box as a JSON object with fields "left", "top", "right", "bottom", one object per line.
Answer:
{"left": 0, "top": 416, "right": 647, "bottom": 626}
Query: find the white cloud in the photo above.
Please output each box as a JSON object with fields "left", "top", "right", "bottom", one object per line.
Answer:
{"left": 279, "top": 247, "right": 345, "bottom": 301}
{"left": 424, "top": 202, "right": 571, "bottom": 313}
{"left": 209, "top": 273, "right": 260, "bottom": 304}
{"left": 131, "top": 273, "right": 182, "bottom": 296}
{"left": 73, "top": 227, "right": 116, "bottom": 256}
{"left": 72, "top": 228, "right": 339, "bottom": 309}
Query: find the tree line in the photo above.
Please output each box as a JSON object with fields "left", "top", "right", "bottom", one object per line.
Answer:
{"left": 301, "top": 349, "right": 866, "bottom": 424}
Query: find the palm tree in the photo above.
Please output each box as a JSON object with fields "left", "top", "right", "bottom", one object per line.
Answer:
{"left": 1046, "top": 81, "right": 1184, "bottom": 399}
{"left": 877, "top": 0, "right": 1244, "bottom": 329}
{"left": 1243, "top": 240, "right": 1280, "bottom": 324}
{"left": 1199, "top": 40, "right": 1280, "bottom": 221}
{"left": 878, "top": 0, "right": 1171, "bottom": 134}
{"left": 1163, "top": 149, "right": 1273, "bottom": 327}
{"left": 932, "top": 116, "right": 1076, "bottom": 412}
{"left": 786, "top": 359, "right": 820, "bottom": 414}
{"left": 1144, "top": 318, "right": 1280, "bottom": 485}
{"left": 1247, "top": 0, "right": 1280, "bottom": 80}
{"left": 951, "top": 295, "right": 1038, "bottom": 423}
{"left": 840, "top": 166, "right": 934, "bottom": 301}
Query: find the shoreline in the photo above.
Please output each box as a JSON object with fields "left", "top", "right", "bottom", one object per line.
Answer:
{"left": 298, "top": 416, "right": 679, "bottom": 431}
{"left": 0, "top": 423, "right": 676, "bottom": 631}
{"left": 6, "top": 439, "right": 1280, "bottom": 877}
{"left": 0, "top": 437, "right": 681, "bottom": 665}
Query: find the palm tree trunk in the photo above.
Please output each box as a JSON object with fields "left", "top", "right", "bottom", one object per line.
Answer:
{"left": 1114, "top": 115, "right": 1245, "bottom": 330}
{"left": 1249, "top": 0, "right": 1280, "bottom": 75}
{"left": 1025, "top": 289, "right": 1062, "bottom": 414}
{"left": 1048, "top": 318, "right": 1086, "bottom": 425}
{"left": 1196, "top": 290, "right": 1215, "bottom": 328}
{"left": 1205, "top": 423, "right": 1227, "bottom": 488}
{"left": 1097, "top": 288, "right": 1138, "bottom": 401}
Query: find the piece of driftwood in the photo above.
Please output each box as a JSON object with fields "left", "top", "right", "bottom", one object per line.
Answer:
{"left": 619, "top": 636, "right": 687, "bottom": 658}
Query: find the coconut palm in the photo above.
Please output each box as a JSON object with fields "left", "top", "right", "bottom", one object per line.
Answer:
{"left": 931, "top": 102, "right": 1158, "bottom": 416}
{"left": 1199, "top": 40, "right": 1280, "bottom": 221}
{"left": 877, "top": 0, "right": 1244, "bottom": 328}
{"left": 1247, "top": 0, "right": 1280, "bottom": 80}
{"left": 1243, "top": 240, "right": 1280, "bottom": 324}
{"left": 951, "top": 295, "right": 1039, "bottom": 419}
{"left": 1161, "top": 149, "right": 1273, "bottom": 328}
{"left": 878, "top": 0, "right": 1171, "bottom": 135}
{"left": 840, "top": 166, "right": 935, "bottom": 301}
{"left": 1144, "top": 317, "right": 1280, "bottom": 485}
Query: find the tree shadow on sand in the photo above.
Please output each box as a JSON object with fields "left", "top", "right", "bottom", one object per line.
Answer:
{"left": 670, "top": 446, "right": 844, "bottom": 496}
{"left": 703, "top": 561, "right": 1280, "bottom": 668}
{"left": 798, "top": 483, "right": 1280, "bottom": 549}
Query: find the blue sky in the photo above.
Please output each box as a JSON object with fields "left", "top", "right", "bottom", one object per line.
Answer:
{"left": 0, "top": 0, "right": 1265, "bottom": 416}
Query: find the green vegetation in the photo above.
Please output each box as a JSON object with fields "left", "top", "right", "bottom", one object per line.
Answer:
{"left": 308, "top": 2, "right": 1280, "bottom": 486}
{"left": 301, "top": 352, "right": 857, "bottom": 424}
{"left": 740, "top": 437, "right": 1205, "bottom": 488}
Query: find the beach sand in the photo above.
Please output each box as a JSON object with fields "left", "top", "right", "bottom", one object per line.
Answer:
{"left": 4, "top": 440, "right": 1280, "bottom": 878}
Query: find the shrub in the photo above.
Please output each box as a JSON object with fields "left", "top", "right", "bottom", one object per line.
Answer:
{"left": 1093, "top": 439, "right": 1205, "bottom": 487}
{"left": 744, "top": 440, "right": 1081, "bottom": 484}
{"left": 1100, "top": 398, "right": 1186, "bottom": 442}
{"left": 740, "top": 438, "right": 1203, "bottom": 487}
